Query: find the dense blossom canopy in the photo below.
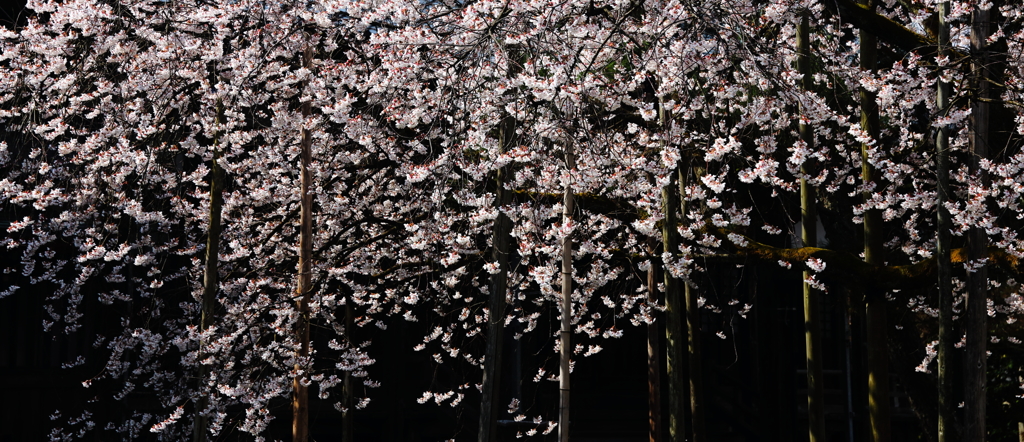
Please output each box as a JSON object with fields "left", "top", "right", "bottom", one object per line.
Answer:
{"left": 2, "top": 0, "right": 1024, "bottom": 439}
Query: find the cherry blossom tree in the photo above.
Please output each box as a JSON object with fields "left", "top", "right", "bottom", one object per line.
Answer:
{"left": 0, "top": 1, "right": 401, "bottom": 440}
{"left": 3, "top": 0, "right": 1024, "bottom": 441}
{"left": 355, "top": 0, "right": 1024, "bottom": 439}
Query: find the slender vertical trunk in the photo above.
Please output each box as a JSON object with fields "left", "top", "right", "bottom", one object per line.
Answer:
{"left": 865, "top": 260, "right": 890, "bottom": 442}
{"left": 859, "top": 2, "right": 891, "bottom": 440}
{"left": 293, "top": 45, "right": 314, "bottom": 442}
{"left": 342, "top": 301, "right": 354, "bottom": 442}
{"left": 797, "top": 11, "right": 827, "bottom": 442}
{"left": 659, "top": 99, "right": 692, "bottom": 442}
{"left": 193, "top": 100, "right": 225, "bottom": 442}
{"left": 558, "top": 143, "right": 575, "bottom": 442}
{"left": 964, "top": 177, "right": 989, "bottom": 442}
{"left": 679, "top": 167, "right": 705, "bottom": 442}
{"left": 662, "top": 176, "right": 685, "bottom": 442}
{"left": 965, "top": 4, "right": 991, "bottom": 441}
{"left": 683, "top": 278, "right": 705, "bottom": 442}
{"left": 843, "top": 288, "right": 857, "bottom": 442}
{"left": 481, "top": 52, "right": 523, "bottom": 442}
{"left": 660, "top": 99, "right": 687, "bottom": 442}
{"left": 647, "top": 239, "right": 662, "bottom": 442}
{"left": 478, "top": 115, "right": 514, "bottom": 442}
{"left": 935, "top": 3, "right": 955, "bottom": 442}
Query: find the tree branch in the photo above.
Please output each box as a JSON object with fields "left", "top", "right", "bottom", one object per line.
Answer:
{"left": 511, "top": 190, "right": 639, "bottom": 222}
{"left": 823, "top": 0, "right": 966, "bottom": 59}
{"left": 709, "top": 230, "right": 1021, "bottom": 291}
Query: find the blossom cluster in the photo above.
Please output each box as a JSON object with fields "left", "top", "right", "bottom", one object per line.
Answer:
{"left": 2, "top": 0, "right": 1024, "bottom": 438}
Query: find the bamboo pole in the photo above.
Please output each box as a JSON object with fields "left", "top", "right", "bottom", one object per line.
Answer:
{"left": 798, "top": 11, "right": 827, "bottom": 442}
{"left": 859, "top": 1, "right": 891, "bottom": 439}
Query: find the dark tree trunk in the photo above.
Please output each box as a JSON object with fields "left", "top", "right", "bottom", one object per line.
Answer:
{"left": 860, "top": 1, "right": 891, "bottom": 439}
{"left": 193, "top": 100, "right": 224, "bottom": 442}
{"left": 935, "top": 2, "right": 955, "bottom": 441}
{"left": 342, "top": 302, "right": 355, "bottom": 442}
{"left": 965, "top": 3, "right": 993, "bottom": 441}
{"left": 683, "top": 280, "right": 705, "bottom": 442}
{"left": 680, "top": 172, "right": 706, "bottom": 442}
{"left": 478, "top": 114, "right": 514, "bottom": 442}
{"left": 660, "top": 99, "right": 688, "bottom": 442}
{"left": 797, "top": 11, "right": 826, "bottom": 442}
{"left": 647, "top": 241, "right": 662, "bottom": 442}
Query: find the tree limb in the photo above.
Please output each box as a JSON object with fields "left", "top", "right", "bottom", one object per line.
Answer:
{"left": 709, "top": 230, "right": 1021, "bottom": 291}
{"left": 822, "top": 0, "right": 966, "bottom": 59}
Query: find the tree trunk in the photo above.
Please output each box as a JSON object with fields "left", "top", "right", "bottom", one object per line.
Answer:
{"left": 965, "top": 4, "right": 992, "bottom": 441}
{"left": 479, "top": 47, "right": 522, "bottom": 442}
{"left": 660, "top": 98, "right": 688, "bottom": 442}
{"left": 798, "top": 11, "right": 827, "bottom": 442}
{"left": 558, "top": 143, "right": 575, "bottom": 442}
{"left": 935, "top": 3, "right": 955, "bottom": 441}
{"left": 662, "top": 177, "right": 685, "bottom": 442}
{"left": 293, "top": 45, "right": 314, "bottom": 442}
{"left": 342, "top": 302, "right": 355, "bottom": 442}
{"left": 478, "top": 114, "right": 514, "bottom": 442}
{"left": 683, "top": 279, "right": 706, "bottom": 442}
{"left": 647, "top": 239, "right": 662, "bottom": 442}
{"left": 843, "top": 287, "right": 858, "bottom": 442}
{"left": 678, "top": 166, "right": 706, "bottom": 442}
{"left": 193, "top": 100, "right": 225, "bottom": 442}
{"left": 860, "top": 1, "right": 891, "bottom": 439}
